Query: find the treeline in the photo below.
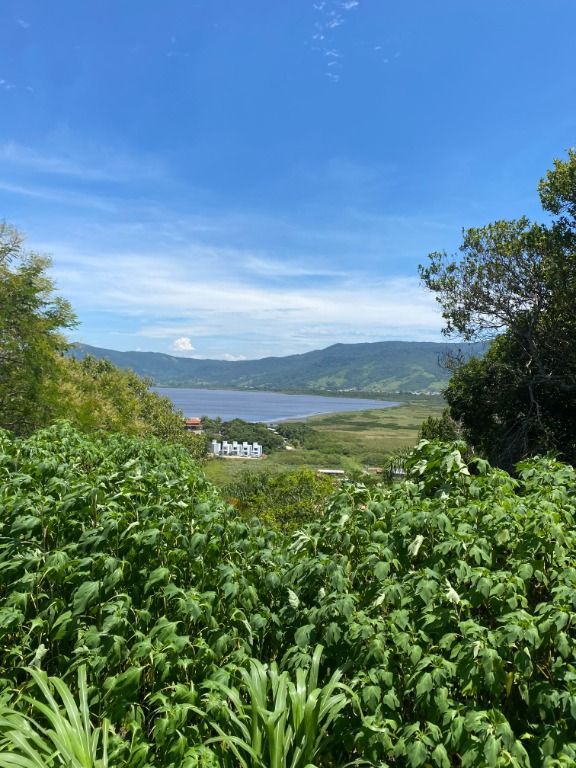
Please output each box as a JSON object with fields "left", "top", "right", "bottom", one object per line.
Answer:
{"left": 202, "top": 417, "right": 321, "bottom": 453}
{"left": 202, "top": 417, "right": 284, "bottom": 452}
{"left": 0, "top": 223, "right": 204, "bottom": 457}
{"left": 420, "top": 149, "right": 576, "bottom": 470}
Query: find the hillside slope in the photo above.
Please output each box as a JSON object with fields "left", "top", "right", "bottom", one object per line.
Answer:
{"left": 71, "top": 340, "right": 485, "bottom": 393}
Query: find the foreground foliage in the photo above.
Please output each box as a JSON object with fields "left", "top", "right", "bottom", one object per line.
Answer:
{"left": 1, "top": 426, "right": 576, "bottom": 765}
{"left": 194, "top": 645, "right": 353, "bottom": 768}
{"left": 0, "top": 666, "right": 114, "bottom": 768}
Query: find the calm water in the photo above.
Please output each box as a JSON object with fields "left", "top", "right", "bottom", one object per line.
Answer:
{"left": 155, "top": 388, "right": 399, "bottom": 422}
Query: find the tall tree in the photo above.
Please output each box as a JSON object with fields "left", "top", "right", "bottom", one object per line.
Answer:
{"left": 0, "top": 224, "right": 76, "bottom": 434}
{"left": 419, "top": 150, "right": 576, "bottom": 467}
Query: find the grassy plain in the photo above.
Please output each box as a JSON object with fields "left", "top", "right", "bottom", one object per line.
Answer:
{"left": 203, "top": 396, "right": 445, "bottom": 485}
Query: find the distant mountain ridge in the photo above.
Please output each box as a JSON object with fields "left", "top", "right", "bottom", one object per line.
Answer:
{"left": 71, "top": 340, "right": 486, "bottom": 393}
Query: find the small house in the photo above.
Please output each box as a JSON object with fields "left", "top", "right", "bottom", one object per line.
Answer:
{"left": 183, "top": 417, "right": 203, "bottom": 433}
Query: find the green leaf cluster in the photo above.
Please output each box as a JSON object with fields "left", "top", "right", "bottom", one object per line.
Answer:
{"left": 224, "top": 468, "right": 334, "bottom": 530}
{"left": 1, "top": 428, "right": 576, "bottom": 766}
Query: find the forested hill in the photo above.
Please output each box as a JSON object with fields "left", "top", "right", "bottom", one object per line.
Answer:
{"left": 71, "top": 340, "right": 486, "bottom": 393}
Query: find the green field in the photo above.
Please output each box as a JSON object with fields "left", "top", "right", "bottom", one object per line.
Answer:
{"left": 203, "top": 397, "right": 444, "bottom": 485}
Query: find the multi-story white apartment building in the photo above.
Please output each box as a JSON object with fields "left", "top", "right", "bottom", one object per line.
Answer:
{"left": 210, "top": 439, "right": 263, "bottom": 458}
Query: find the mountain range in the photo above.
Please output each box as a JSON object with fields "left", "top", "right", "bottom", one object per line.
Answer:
{"left": 71, "top": 340, "right": 486, "bottom": 394}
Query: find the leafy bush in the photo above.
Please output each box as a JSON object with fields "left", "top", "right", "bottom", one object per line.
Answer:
{"left": 1, "top": 427, "right": 576, "bottom": 766}
{"left": 418, "top": 408, "right": 462, "bottom": 443}
{"left": 0, "top": 666, "right": 119, "bottom": 768}
{"left": 55, "top": 356, "right": 206, "bottom": 458}
{"left": 224, "top": 468, "right": 334, "bottom": 529}
{"left": 274, "top": 422, "right": 318, "bottom": 447}
{"left": 193, "top": 645, "right": 353, "bottom": 768}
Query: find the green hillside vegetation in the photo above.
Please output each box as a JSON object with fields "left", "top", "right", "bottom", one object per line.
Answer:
{"left": 54, "top": 356, "right": 205, "bottom": 457}
{"left": 0, "top": 222, "right": 203, "bottom": 458}
{"left": 71, "top": 340, "right": 486, "bottom": 394}
{"left": 1, "top": 426, "right": 576, "bottom": 766}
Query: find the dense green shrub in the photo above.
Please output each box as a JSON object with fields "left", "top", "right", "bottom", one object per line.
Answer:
{"left": 224, "top": 467, "right": 334, "bottom": 530}
{"left": 1, "top": 428, "right": 576, "bottom": 766}
{"left": 56, "top": 356, "right": 206, "bottom": 458}
{"left": 275, "top": 422, "right": 319, "bottom": 447}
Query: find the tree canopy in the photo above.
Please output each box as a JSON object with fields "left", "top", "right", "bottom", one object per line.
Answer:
{"left": 419, "top": 150, "right": 576, "bottom": 468}
{"left": 0, "top": 223, "right": 76, "bottom": 434}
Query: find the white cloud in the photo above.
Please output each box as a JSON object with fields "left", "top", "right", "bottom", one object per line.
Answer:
{"left": 7, "top": 157, "right": 454, "bottom": 359}
{"left": 221, "top": 353, "right": 247, "bottom": 361}
{"left": 41, "top": 231, "right": 444, "bottom": 358}
{"left": 0, "top": 180, "right": 116, "bottom": 211}
{"left": 0, "top": 142, "right": 166, "bottom": 183}
{"left": 169, "top": 336, "right": 196, "bottom": 353}
{"left": 310, "top": 0, "right": 362, "bottom": 80}
{"left": 326, "top": 14, "right": 344, "bottom": 29}
{"left": 51, "top": 246, "right": 442, "bottom": 347}
{"left": 243, "top": 255, "right": 346, "bottom": 279}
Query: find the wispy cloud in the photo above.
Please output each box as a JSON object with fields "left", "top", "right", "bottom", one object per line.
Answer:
{"left": 0, "top": 180, "right": 117, "bottom": 211}
{"left": 310, "top": 0, "right": 360, "bottom": 80}
{"left": 0, "top": 141, "right": 450, "bottom": 358}
{"left": 221, "top": 353, "right": 247, "bottom": 361}
{"left": 0, "top": 142, "right": 167, "bottom": 184}
{"left": 165, "top": 34, "right": 189, "bottom": 58}
{"left": 43, "top": 237, "right": 443, "bottom": 358}
{"left": 243, "top": 255, "right": 346, "bottom": 279}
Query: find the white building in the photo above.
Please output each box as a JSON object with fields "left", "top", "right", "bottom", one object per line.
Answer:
{"left": 210, "top": 439, "right": 263, "bottom": 458}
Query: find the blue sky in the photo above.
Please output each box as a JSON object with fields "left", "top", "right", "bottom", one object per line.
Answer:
{"left": 1, "top": 1, "right": 575, "bottom": 359}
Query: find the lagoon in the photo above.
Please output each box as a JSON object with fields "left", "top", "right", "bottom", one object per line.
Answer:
{"left": 155, "top": 387, "right": 399, "bottom": 423}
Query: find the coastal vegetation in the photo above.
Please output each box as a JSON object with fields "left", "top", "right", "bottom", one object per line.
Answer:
{"left": 202, "top": 417, "right": 285, "bottom": 454}
{"left": 203, "top": 398, "right": 445, "bottom": 487}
